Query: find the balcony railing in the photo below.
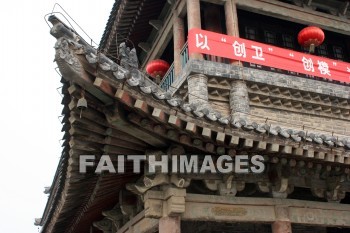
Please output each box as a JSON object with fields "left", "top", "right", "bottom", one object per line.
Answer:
{"left": 180, "top": 41, "right": 189, "bottom": 68}
{"left": 159, "top": 42, "right": 189, "bottom": 91}
{"left": 159, "top": 62, "right": 174, "bottom": 91}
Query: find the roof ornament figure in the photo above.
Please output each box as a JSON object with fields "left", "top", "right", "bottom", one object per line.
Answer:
{"left": 119, "top": 42, "right": 139, "bottom": 70}
{"left": 119, "top": 42, "right": 141, "bottom": 83}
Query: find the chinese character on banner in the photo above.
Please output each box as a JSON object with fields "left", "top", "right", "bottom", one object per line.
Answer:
{"left": 302, "top": 57, "right": 315, "bottom": 72}
{"left": 317, "top": 61, "right": 331, "bottom": 76}
{"left": 195, "top": 33, "right": 210, "bottom": 50}
{"left": 232, "top": 41, "right": 246, "bottom": 58}
{"left": 251, "top": 45, "right": 265, "bottom": 61}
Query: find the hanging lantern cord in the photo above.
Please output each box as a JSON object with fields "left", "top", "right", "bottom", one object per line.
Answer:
{"left": 309, "top": 43, "right": 315, "bottom": 53}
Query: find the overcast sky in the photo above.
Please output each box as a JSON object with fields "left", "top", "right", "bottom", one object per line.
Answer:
{"left": 0, "top": 1, "right": 114, "bottom": 232}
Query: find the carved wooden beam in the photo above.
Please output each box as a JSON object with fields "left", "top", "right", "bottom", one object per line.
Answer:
{"left": 182, "top": 194, "right": 350, "bottom": 227}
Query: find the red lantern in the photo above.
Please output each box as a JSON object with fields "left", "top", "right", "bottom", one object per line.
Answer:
{"left": 146, "top": 59, "right": 170, "bottom": 81}
{"left": 298, "top": 26, "right": 325, "bottom": 53}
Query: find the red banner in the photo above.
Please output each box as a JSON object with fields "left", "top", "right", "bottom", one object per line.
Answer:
{"left": 188, "top": 28, "right": 350, "bottom": 83}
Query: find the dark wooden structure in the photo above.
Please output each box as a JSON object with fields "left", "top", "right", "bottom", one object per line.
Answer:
{"left": 37, "top": 1, "right": 350, "bottom": 232}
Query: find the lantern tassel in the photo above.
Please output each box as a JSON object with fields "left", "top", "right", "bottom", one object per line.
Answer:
{"left": 309, "top": 43, "right": 315, "bottom": 53}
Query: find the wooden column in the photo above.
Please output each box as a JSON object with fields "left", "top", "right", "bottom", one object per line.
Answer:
{"left": 225, "top": 0, "right": 240, "bottom": 66}
{"left": 187, "top": 0, "right": 203, "bottom": 60}
{"left": 173, "top": 15, "right": 185, "bottom": 77}
{"left": 203, "top": 3, "right": 222, "bottom": 62}
{"left": 272, "top": 221, "right": 292, "bottom": 233}
{"left": 272, "top": 206, "right": 292, "bottom": 233}
{"left": 159, "top": 216, "right": 181, "bottom": 233}
{"left": 225, "top": 0, "right": 239, "bottom": 37}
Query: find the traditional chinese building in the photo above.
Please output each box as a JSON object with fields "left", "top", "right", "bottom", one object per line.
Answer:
{"left": 37, "top": 0, "right": 350, "bottom": 232}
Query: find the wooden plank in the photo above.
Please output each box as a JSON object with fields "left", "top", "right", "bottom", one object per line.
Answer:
{"left": 152, "top": 108, "right": 167, "bottom": 122}
{"left": 115, "top": 89, "right": 134, "bottom": 107}
{"left": 292, "top": 147, "right": 304, "bottom": 156}
{"left": 182, "top": 202, "right": 276, "bottom": 222}
{"left": 185, "top": 122, "right": 197, "bottom": 134}
{"left": 135, "top": 99, "right": 150, "bottom": 114}
{"left": 243, "top": 138, "right": 253, "bottom": 148}
{"left": 230, "top": 136, "right": 240, "bottom": 147}
{"left": 216, "top": 132, "right": 226, "bottom": 145}
{"left": 315, "top": 151, "right": 326, "bottom": 160}
{"left": 280, "top": 146, "right": 292, "bottom": 154}
{"left": 93, "top": 77, "right": 114, "bottom": 97}
{"left": 335, "top": 154, "right": 344, "bottom": 164}
{"left": 71, "top": 107, "right": 108, "bottom": 127}
{"left": 69, "top": 115, "right": 106, "bottom": 135}
{"left": 69, "top": 127, "right": 105, "bottom": 144}
{"left": 325, "top": 153, "right": 335, "bottom": 162}
{"left": 304, "top": 149, "right": 315, "bottom": 158}
{"left": 289, "top": 207, "right": 350, "bottom": 227}
{"left": 104, "top": 145, "right": 144, "bottom": 154}
{"left": 202, "top": 128, "right": 212, "bottom": 140}
{"left": 267, "top": 143, "right": 280, "bottom": 153}
{"left": 168, "top": 115, "right": 182, "bottom": 128}
{"left": 104, "top": 136, "right": 149, "bottom": 151}
{"left": 344, "top": 157, "right": 350, "bottom": 165}
{"left": 254, "top": 141, "right": 267, "bottom": 151}
{"left": 105, "top": 128, "right": 150, "bottom": 147}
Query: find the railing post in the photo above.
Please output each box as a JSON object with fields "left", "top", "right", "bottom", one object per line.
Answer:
{"left": 180, "top": 42, "right": 189, "bottom": 68}
{"left": 160, "top": 63, "right": 174, "bottom": 91}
